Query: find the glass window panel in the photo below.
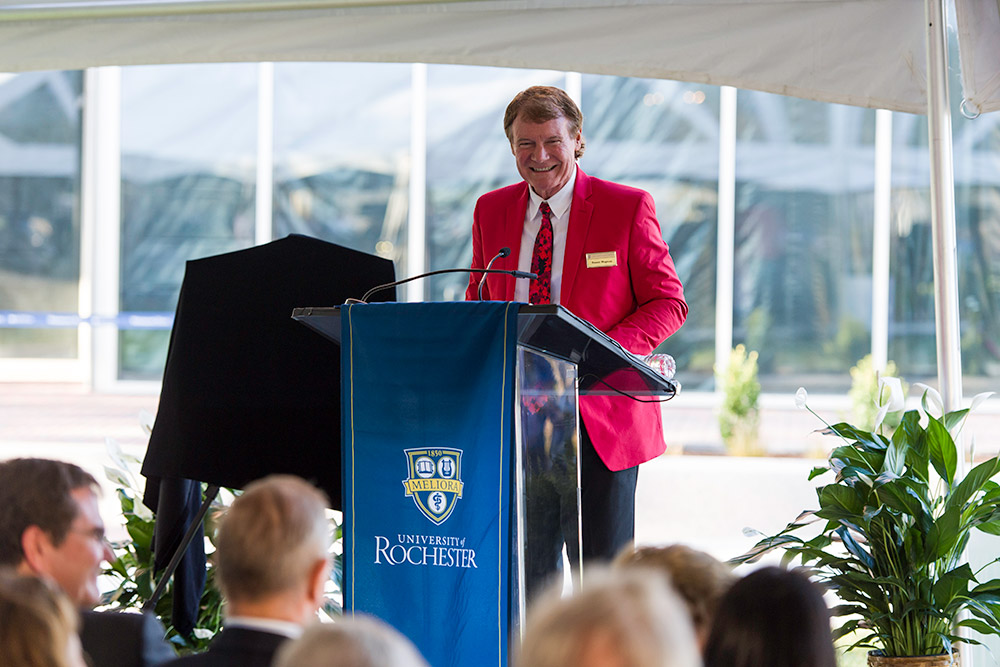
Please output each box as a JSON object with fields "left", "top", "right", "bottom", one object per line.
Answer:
{"left": 942, "top": 101, "right": 1000, "bottom": 395}
{"left": 886, "top": 27, "right": 1000, "bottom": 398}
{"left": 581, "top": 75, "right": 720, "bottom": 386}
{"left": 0, "top": 71, "right": 82, "bottom": 359}
{"left": 887, "top": 110, "right": 935, "bottom": 388}
{"left": 120, "top": 64, "right": 258, "bottom": 380}
{"left": 734, "top": 91, "right": 875, "bottom": 393}
{"left": 272, "top": 62, "right": 412, "bottom": 275}
{"left": 424, "top": 66, "right": 564, "bottom": 301}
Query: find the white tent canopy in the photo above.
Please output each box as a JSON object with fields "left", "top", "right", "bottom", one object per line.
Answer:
{"left": 0, "top": 0, "right": 998, "bottom": 115}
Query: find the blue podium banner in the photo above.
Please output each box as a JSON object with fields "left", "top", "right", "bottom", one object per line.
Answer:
{"left": 341, "top": 302, "right": 519, "bottom": 667}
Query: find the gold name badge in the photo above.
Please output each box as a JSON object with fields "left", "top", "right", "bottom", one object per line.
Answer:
{"left": 586, "top": 251, "right": 617, "bottom": 268}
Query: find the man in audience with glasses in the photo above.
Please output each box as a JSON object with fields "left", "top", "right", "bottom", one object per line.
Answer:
{"left": 0, "top": 457, "right": 175, "bottom": 666}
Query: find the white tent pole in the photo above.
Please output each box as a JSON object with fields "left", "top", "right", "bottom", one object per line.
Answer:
{"left": 871, "top": 108, "right": 892, "bottom": 374}
{"left": 714, "top": 86, "right": 736, "bottom": 380}
{"left": 925, "top": 0, "right": 963, "bottom": 416}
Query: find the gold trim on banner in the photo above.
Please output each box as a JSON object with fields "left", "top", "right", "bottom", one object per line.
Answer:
{"left": 346, "top": 304, "right": 356, "bottom": 611}
{"left": 498, "top": 302, "right": 515, "bottom": 665}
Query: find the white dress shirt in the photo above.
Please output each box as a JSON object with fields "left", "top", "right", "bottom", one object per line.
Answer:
{"left": 514, "top": 168, "right": 577, "bottom": 304}
{"left": 224, "top": 615, "right": 303, "bottom": 639}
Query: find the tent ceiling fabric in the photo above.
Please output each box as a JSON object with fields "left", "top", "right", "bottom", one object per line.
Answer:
{"left": 0, "top": 0, "right": 995, "bottom": 115}
{"left": 955, "top": 0, "right": 1000, "bottom": 115}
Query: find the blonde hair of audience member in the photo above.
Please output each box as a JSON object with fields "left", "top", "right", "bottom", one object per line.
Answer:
{"left": 273, "top": 615, "right": 429, "bottom": 667}
{"left": 215, "top": 474, "right": 331, "bottom": 624}
{"left": 516, "top": 567, "right": 700, "bottom": 667}
{"left": 0, "top": 569, "right": 87, "bottom": 667}
{"left": 614, "top": 543, "right": 736, "bottom": 650}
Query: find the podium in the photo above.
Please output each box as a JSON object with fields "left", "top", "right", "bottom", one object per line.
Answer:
{"left": 292, "top": 302, "right": 676, "bottom": 667}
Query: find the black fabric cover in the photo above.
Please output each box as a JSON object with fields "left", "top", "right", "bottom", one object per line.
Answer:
{"left": 142, "top": 234, "right": 395, "bottom": 505}
{"left": 139, "top": 234, "right": 394, "bottom": 633}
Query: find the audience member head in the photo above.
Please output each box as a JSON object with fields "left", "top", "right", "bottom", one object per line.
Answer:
{"left": 614, "top": 543, "right": 736, "bottom": 650}
{"left": 0, "top": 568, "right": 87, "bottom": 667}
{"left": 517, "top": 567, "right": 700, "bottom": 667}
{"left": 273, "top": 615, "right": 429, "bottom": 667}
{"left": 215, "top": 474, "right": 331, "bottom": 624}
{"left": 0, "top": 458, "right": 111, "bottom": 608}
{"left": 704, "top": 565, "right": 837, "bottom": 667}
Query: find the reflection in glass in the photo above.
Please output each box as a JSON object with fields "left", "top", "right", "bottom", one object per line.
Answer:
{"left": 514, "top": 347, "right": 579, "bottom": 623}
{"left": 582, "top": 75, "right": 720, "bottom": 387}
{"left": 425, "top": 66, "right": 564, "bottom": 302}
{"left": 273, "top": 63, "right": 412, "bottom": 271}
{"left": 890, "top": 97, "right": 1000, "bottom": 394}
{"left": 734, "top": 91, "right": 875, "bottom": 392}
{"left": 120, "top": 64, "right": 258, "bottom": 379}
{"left": 0, "top": 71, "right": 82, "bottom": 359}
{"left": 953, "top": 106, "right": 1000, "bottom": 392}
{"left": 887, "top": 111, "right": 934, "bottom": 385}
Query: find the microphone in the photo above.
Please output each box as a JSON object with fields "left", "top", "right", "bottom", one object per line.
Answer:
{"left": 354, "top": 266, "right": 537, "bottom": 304}
{"left": 478, "top": 247, "right": 511, "bottom": 301}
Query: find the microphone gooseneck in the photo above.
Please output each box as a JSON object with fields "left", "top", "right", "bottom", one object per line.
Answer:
{"left": 478, "top": 247, "right": 511, "bottom": 300}
{"left": 356, "top": 266, "right": 537, "bottom": 304}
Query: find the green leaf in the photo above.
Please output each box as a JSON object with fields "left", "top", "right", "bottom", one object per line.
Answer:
{"left": 731, "top": 534, "right": 805, "bottom": 565}
{"left": 896, "top": 410, "right": 930, "bottom": 483}
{"left": 827, "top": 422, "right": 887, "bottom": 449}
{"left": 943, "top": 408, "right": 970, "bottom": 434}
{"left": 924, "top": 505, "right": 962, "bottom": 564}
{"left": 927, "top": 415, "right": 958, "bottom": 488}
{"left": 808, "top": 466, "right": 830, "bottom": 481}
{"left": 948, "top": 457, "right": 1000, "bottom": 513}
{"left": 881, "top": 438, "right": 906, "bottom": 477}
{"left": 838, "top": 526, "right": 875, "bottom": 570}
{"left": 830, "top": 445, "right": 881, "bottom": 476}
{"left": 933, "top": 563, "right": 972, "bottom": 609}
{"left": 817, "top": 484, "right": 866, "bottom": 521}
{"left": 875, "top": 478, "right": 930, "bottom": 523}
{"left": 976, "top": 520, "right": 1000, "bottom": 536}
{"left": 957, "top": 619, "right": 1000, "bottom": 634}
{"left": 970, "top": 580, "right": 1000, "bottom": 597}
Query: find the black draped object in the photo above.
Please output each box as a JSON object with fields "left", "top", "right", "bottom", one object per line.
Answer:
{"left": 140, "top": 234, "right": 395, "bottom": 632}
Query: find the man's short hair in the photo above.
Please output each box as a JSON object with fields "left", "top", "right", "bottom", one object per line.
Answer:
{"left": 614, "top": 543, "right": 736, "bottom": 639}
{"left": 0, "top": 459, "right": 98, "bottom": 566}
{"left": 273, "top": 615, "right": 428, "bottom": 667}
{"left": 517, "top": 567, "right": 700, "bottom": 667}
{"left": 215, "top": 474, "right": 331, "bottom": 603}
{"left": 504, "top": 86, "right": 586, "bottom": 159}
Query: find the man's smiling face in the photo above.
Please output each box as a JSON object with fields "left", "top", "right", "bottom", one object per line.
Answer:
{"left": 511, "top": 114, "right": 581, "bottom": 200}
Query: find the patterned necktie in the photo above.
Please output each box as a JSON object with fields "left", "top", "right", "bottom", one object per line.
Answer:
{"left": 529, "top": 202, "right": 553, "bottom": 305}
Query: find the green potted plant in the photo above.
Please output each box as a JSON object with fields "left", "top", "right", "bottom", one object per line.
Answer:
{"left": 717, "top": 344, "right": 761, "bottom": 456}
{"left": 736, "top": 380, "right": 1000, "bottom": 666}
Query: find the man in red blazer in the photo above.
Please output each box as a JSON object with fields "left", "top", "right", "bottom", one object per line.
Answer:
{"left": 465, "top": 86, "right": 687, "bottom": 582}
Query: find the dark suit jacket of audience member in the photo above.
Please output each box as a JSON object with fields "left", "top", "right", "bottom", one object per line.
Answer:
{"left": 162, "top": 627, "right": 289, "bottom": 667}
{"left": 81, "top": 610, "right": 177, "bottom": 667}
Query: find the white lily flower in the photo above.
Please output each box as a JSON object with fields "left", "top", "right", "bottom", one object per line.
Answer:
{"left": 873, "top": 403, "right": 890, "bottom": 432}
{"left": 138, "top": 408, "right": 156, "bottom": 436}
{"left": 872, "top": 376, "right": 904, "bottom": 431}
{"left": 132, "top": 499, "right": 154, "bottom": 522}
{"left": 970, "top": 391, "right": 995, "bottom": 412}
{"left": 795, "top": 387, "right": 808, "bottom": 409}
{"left": 878, "top": 377, "right": 905, "bottom": 412}
{"left": 912, "top": 383, "right": 944, "bottom": 418}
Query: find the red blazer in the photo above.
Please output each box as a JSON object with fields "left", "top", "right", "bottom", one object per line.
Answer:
{"left": 465, "top": 167, "right": 687, "bottom": 470}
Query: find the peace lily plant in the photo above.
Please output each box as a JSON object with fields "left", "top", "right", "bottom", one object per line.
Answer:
{"left": 737, "top": 378, "right": 1000, "bottom": 662}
